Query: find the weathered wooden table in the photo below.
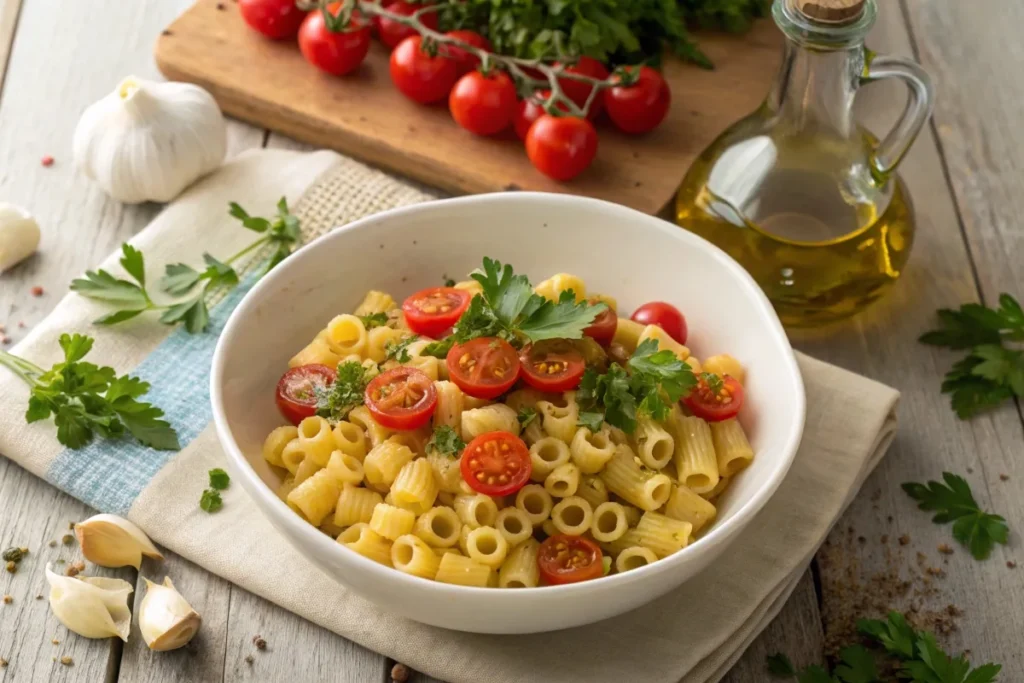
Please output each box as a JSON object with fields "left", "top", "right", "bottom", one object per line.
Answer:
{"left": 1, "top": 0, "right": 1021, "bottom": 681}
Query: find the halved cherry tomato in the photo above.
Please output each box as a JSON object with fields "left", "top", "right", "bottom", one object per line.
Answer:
{"left": 402, "top": 286, "right": 472, "bottom": 338}
{"left": 460, "top": 431, "right": 532, "bottom": 496}
{"left": 276, "top": 364, "right": 336, "bottom": 425}
{"left": 444, "top": 29, "right": 491, "bottom": 75}
{"left": 583, "top": 299, "right": 617, "bottom": 346}
{"left": 298, "top": 5, "right": 371, "bottom": 76}
{"left": 364, "top": 366, "right": 438, "bottom": 430}
{"left": 603, "top": 66, "right": 671, "bottom": 134}
{"left": 449, "top": 70, "right": 518, "bottom": 136}
{"left": 683, "top": 374, "right": 744, "bottom": 422}
{"left": 239, "top": 0, "right": 307, "bottom": 40}
{"left": 631, "top": 301, "right": 687, "bottom": 344}
{"left": 525, "top": 115, "right": 598, "bottom": 182}
{"left": 390, "top": 36, "right": 459, "bottom": 104}
{"left": 376, "top": 0, "right": 438, "bottom": 49}
{"left": 446, "top": 337, "right": 520, "bottom": 399}
{"left": 538, "top": 534, "right": 604, "bottom": 585}
{"left": 556, "top": 56, "right": 610, "bottom": 120}
{"left": 519, "top": 340, "right": 586, "bottom": 392}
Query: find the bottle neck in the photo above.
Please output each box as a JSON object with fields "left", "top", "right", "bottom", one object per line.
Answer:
{"left": 766, "top": 41, "right": 864, "bottom": 137}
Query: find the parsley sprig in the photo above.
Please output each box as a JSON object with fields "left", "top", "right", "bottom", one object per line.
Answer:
{"left": 423, "top": 258, "right": 605, "bottom": 357}
{"left": 577, "top": 338, "right": 697, "bottom": 433}
{"left": 0, "top": 334, "right": 179, "bottom": 450}
{"left": 315, "top": 361, "right": 372, "bottom": 422}
{"left": 427, "top": 425, "right": 466, "bottom": 457}
{"left": 384, "top": 335, "right": 419, "bottom": 363}
{"left": 70, "top": 199, "right": 302, "bottom": 334}
{"left": 919, "top": 294, "right": 1024, "bottom": 418}
{"left": 902, "top": 472, "right": 1008, "bottom": 560}
{"left": 768, "top": 611, "right": 1001, "bottom": 683}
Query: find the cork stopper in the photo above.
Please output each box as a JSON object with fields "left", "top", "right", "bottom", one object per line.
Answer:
{"left": 794, "top": 0, "right": 866, "bottom": 24}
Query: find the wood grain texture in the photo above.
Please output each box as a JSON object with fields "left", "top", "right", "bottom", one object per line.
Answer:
{"left": 794, "top": 1, "right": 1024, "bottom": 675}
{"left": 0, "top": 0, "right": 22, "bottom": 91}
{"left": 0, "top": 459, "right": 132, "bottom": 683}
{"left": 155, "top": 0, "right": 784, "bottom": 216}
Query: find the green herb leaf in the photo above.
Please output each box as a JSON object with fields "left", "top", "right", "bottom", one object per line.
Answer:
{"left": 199, "top": 489, "right": 223, "bottom": 512}
{"left": 517, "top": 406, "right": 538, "bottom": 428}
{"left": 577, "top": 363, "right": 636, "bottom": 433}
{"left": 767, "top": 653, "right": 797, "bottom": 677}
{"left": 161, "top": 263, "right": 202, "bottom": 296}
{"left": 517, "top": 290, "right": 604, "bottom": 343}
{"left": 628, "top": 338, "right": 697, "bottom": 421}
{"left": 857, "top": 612, "right": 916, "bottom": 659}
{"left": 901, "top": 473, "right": 1008, "bottom": 560}
{"left": 201, "top": 253, "right": 239, "bottom": 289}
{"left": 384, "top": 335, "right": 419, "bottom": 364}
{"left": 120, "top": 243, "right": 146, "bottom": 287}
{"left": 70, "top": 268, "right": 149, "bottom": 309}
{"left": 208, "top": 468, "right": 230, "bottom": 490}
{"left": 159, "top": 294, "right": 210, "bottom": 334}
{"left": 832, "top": 646, "right": 876, "bottom": 683}
{"left": 315, "top": 360, "right": 370, "bottom": 421}
{"left": 229, "top": 202, "right": 271, "bottom": 233}
{"left": 359, "top": 312, "right": 389, "bottom": 330}
{"left": 427, "top": 425, "right": 466, "bottom": 457}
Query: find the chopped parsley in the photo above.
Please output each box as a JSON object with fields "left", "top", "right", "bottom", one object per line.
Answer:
{"left": 517, "top": 406, "right": 538, "bottom": 428}
{"left": 384, "top": 335, "right": 419, "bottom": 363}
{"left": 208, "top": 468, "right": 230, "bottom": 490}
{"left": 315, "top": 360, "right": 371, "bottom": 421}
{"left": 427, "top": 425, "right": 466, "bottom": 457}
{"left": 199, "top": 489, "right": 223, "bottom": 513}
{"left": 358, "top": 312, "right": 389, "bottom": 329}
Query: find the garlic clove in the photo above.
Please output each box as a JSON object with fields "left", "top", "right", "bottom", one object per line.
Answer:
{"left": 74, "top": 513, "right": 164, "bottom": 569}
{"left": 0, "top": 203, "right": 41, "bottom": 273}
{"left": 138, "top": 576, "right": 202, "bottom": 651}
{"left": 46, "top": 564, "right": 133, "bottom": 641}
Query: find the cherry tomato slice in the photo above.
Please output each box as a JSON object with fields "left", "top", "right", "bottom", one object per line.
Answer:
{"left": 683, "top": 374, "right": 744, "bottom": 422}
{"left": 389, "top": 36, "right": 459, "bottom": 104}
{"left": 460, "top": 431, "right": 532, "bottom": 497}
{"left": 364, "top": 366, "right": 438, "bottom": 430}
{"left": 583, "top": 299, "right": 617, "bottom": 346}
{"left": 630, "top": 301, "right": 687, "bottom": 345}
{"left": 377, "top": 0, "right": 438, "bottom": 49}
{"left": 402, "top": 287, "right": 472, "bottom": 338}
{"left": 443, "top": 29, "right": 491, "bottom": 75}
{"left": 538, "top": 534, "right": 604, "bottom": 585}
{"left": 519, "top": 340, "right": 586, "bottom": 392}
{"left": 446, "top": 337, "right": 520, "bottom": 399}
{"left": 276, "top": 364, "right": 336, "bottom": 425}
{"left": 298, "top": 5, "right": 371, "bottom": 77}
{"left": 239, "top": 0, "right": 307, "bottom": 40}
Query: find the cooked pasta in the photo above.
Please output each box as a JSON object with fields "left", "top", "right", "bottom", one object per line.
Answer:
{"left": 265, "top": 269, "right": 754, "bottom": 587}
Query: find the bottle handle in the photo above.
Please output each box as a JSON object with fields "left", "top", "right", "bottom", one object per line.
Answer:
{"left": 859, "top": 51, "right": 935, "bottom": 178}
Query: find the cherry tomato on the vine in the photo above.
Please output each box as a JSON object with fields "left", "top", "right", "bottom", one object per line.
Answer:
{"left": 401, "top": 286, "right": 472, "bottom": 338}
{"left": 389, "top": 36, "right": 459, "bottom": 104}
{"left": 449, "top": 70, "right": 518, "bottom": 136}
{"left": 525, "top": 115, "right": 598, "bottom": 182}
{"left": 556, "top": 56, "right": 609, "bottom": 120}
{"left": 377, "top": 0, "right": 438, "bottom": 49}
{"left": 275, "top": 364, "right": 336, "bottom": 425}
{"left": 239, "top": 0, "right": 306, "bottom": 40}
{"left": 603, "top": 66, "right": 671, "bottom": 134}
{"left": 537, "top": 535, "right": 604, "bottom": 585}
{"left": 513, "top": 90, "right": 569, "bottom": 141}
{"left": 364, "top": 366, "right": 438, "bottom": 430}
{"left": 460, "top": 432, "right": 532, "bottom": 497}
{"left": 298, "top": 5, "right": 371, "bottom": 77}
{"left": 630, "top": 301, "right": 687, "bottom": 344}
{"left": 683, "top": 374, "right": 744, "bottom": 422}
{"left": 446, "top": 337, "right": 520, "bottom": 399}
{"left": 443, "top": 30, "right": 492, "bottom": 75}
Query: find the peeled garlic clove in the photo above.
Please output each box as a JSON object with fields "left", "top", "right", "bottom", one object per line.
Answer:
{"left": 75, "top": 513, "right": 164, "bottom": 569}
{"left": 0, "top": 203, "right": 41, "bottom": 273}
{"left": 138, "top": 576, "right": 201, "bottom": 651}
{"left": 46, "top": 564, "right": 133, "bottom": 641}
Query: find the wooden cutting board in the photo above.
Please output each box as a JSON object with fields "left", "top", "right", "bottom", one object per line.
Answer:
{"left": 155, "top": 0, "right": 784, "bottom": 215}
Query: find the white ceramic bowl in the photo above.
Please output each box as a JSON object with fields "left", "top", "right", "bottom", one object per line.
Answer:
{"left": 210, "top": 192, "right": 805, "bottom": 634}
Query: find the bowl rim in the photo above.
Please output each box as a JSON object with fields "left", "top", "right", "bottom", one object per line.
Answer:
{"left": 210, "top": 191, "right": 806, "bottom": 599}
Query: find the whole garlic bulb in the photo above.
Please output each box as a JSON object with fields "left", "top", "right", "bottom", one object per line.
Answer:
{"left": 73, "top": 76, "right": 227, "bottom": 204}
{"left": 138, "top": 577, "right": 201, "bottom": 651}
{"left": 0, "top": 203, "right": 40, "bottom": 273}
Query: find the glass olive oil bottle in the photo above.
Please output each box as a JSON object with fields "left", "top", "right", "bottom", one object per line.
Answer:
{"left": 675, "top": 0, "right": 933, "bottom": 326}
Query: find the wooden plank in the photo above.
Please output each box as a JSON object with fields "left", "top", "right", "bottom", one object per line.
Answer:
{"left": 0, "top": 458, "right": 133, "bottom": 683}
{"left": 794, "top": 2, "right": 1024, "bottom": 674}
{"left": 155, "top": 0, "right": 785, "bottom": 216}
{"left": 0, "top": 0, "right": 22, "bottom": 91}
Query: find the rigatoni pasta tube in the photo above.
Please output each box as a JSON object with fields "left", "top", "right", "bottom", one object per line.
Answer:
{"left": 632, "top": 416, "right": 675, "bottom": 470}
{"left": 326, "top": 450, "right": 364, "bottom": 485}
{"left": 498, "top": 539, "right": 540, "bottom": 588}
{"left": 550, "top": 496, "right": 593, "bottom": 536}
{"left": 575, "top": 474, "right": 609, "bottom": 510}
{"left": 343, "top": 524, "right": 392, "bottom": 566}
{"left": 461, "top": 403, "right": 519, "bottom": 440}
{"left": 612, "top": 318, "right": 645, "bottom": 353}
{"left": 289, "top": 334, "right": 343, "bottom": 369}
{"left": 286, "top": 469, "right": 340, "bottom": 526}
{"left": 293, "top": 455, "right": 322, "bottom": 486}
{"left": 263, "top": 426, "right": 298, "bottom": 468}
{"left": 427, "top": 452, "right": 463, "bottom": 494}
{"left": 702, "top": 354, "right": 744, "bottom": 384}
{"left": 711, "top": 419, "right": 754, "bottom": 477}
{"left": 569, "top": 427, "right": 615, "bottom": 474}
{"left": 635, "top": 512, "right": 692, "bottom": 558}
{"left": 348, "top": 405, "right": 393, "bottom": 448}
{"left": 363, "top": 438, "right": 415, "bottom": 487}
{"left": 413, "top": 507, "right": 462, "bottom": 548}
{"left": 353, "top": 290, "right": 396, "bottom": 316}
{"left": 369, "top": 503, "right": 416, "bottom": 541}
{"left": 453, "top": 494, "right": 498, "bottom": 529}
{"left": 671, "top": 413, "right": 720, "bottom": 494}
{"left": 365, "top": 326, "right": 405, "bottom": 363}
{"left": 334, "top": 484, "right": 383, "bottom": 527}
{"left": 534, "top": 273, "right": 586, "bottom": 302}
{"left": 599, "top": 445, "right": 672, "bottom": 511}
{"left": 391, "top": 458, "right": 438, "bottom": 511}
{"left": 637, "top": 323, "right": 689, "bottom": 360}
{"left": 435, "top": 552, "right": 492, "bottom": 587}
{"left": 664, "top": 484, "right": 717, "bottom": 534}
{"left": 433, "top": 381, "right": 464, "bottom": 436}
{"left": 391, "top": 535, "right": 441, "bottom": 580}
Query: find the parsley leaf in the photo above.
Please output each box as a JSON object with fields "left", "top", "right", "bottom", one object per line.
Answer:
{"left": 421, "top": 294, "right": 508, "bottom": 358}
{"left": 208, "top": 468, "right": 230, "bottom": 491}
{"left": 0, "top": 333, "right": 179, "bottom": 450}
{"left": 832, "top": 646, "right": 877, "bottom": 683}
{"left": 920, "top": 294, "right": 1024, "bottom": 418}
{"left": 199, "top": 489, "right": 223, "bottom": 512}
{"left": 517, "top": 406, "right": 538, "bottom": 428}
{"left": 767, "top": 653, "right": 797, "bottom": 677}
{"left": 315, "top": 360, "right": 370, "bottom": 421}
{"left": 578, "top": 363, "right": 636, "bottom": 432}
{"left": 70, "top": 243, "right": 152, "bottom": 317}
{"left": 901, "top": 473, "right": 1008, "bottom": 560}
{"left": 858, "top": 612, "right": 916, "bottom": 659}
{"left": 359, "top": 312, "right": 389, "bottom": 329}
{"left": 427, "top": 425, "right": 466, "bottom": 457}
{"left": 384, "top": 335, "right": 419, "bottom": 363}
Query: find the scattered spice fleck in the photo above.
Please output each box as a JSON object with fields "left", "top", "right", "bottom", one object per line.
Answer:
{"left": 41, "top": 155, "right": 54, "bottom": 167}
{"left": 0, "top": 658, "right": 7, "bottom": 668}
{"left": 216, "top": 2, "right": 225, "bottom": 8}
{"left": 245, "top": 655, "right": 254, "bottom": 665}
{"left": 5, "top": 561, "right": 15, "bottom": 574}
{"left": 391, "top": 662, "right": 411, "bottom": 683}
{"left": 2, "top": 595, "right": 11, "bottom": 604}
{"left": 51, "top": 639, "right": 59, "bottom": 645}
{"left": 61, "top": 534, "right": 74, "bottom": 545}
{"left": 48, "top": 540, "right": 56, "bottom": 548}
{"left": 880, "top": 535, "right": 889, "bottom": 544}
{"left": 35, "top": 595, "right": 43, "bottom": 601}
{"left": 161, "top": 29, "right": 173, "bottom": 36}
{"left": 937, "top": 544, "right": 954, "bottom": 555}
{"left": 966, "top": 467, "right": 973, "bottom": 474}
{"left": 17, "top": 321, "right": 25, "bottom": 328}
{"left": 65, "top": 561, "right": 85, "bottom": 577}
{"left": 60, "top": 655, "right": 73, "bottom": 666}
{"left": 68, "top": 522, "right": 75, "bottom": 530}
{"left": 503, "top": 183, "right": 522, "bottom": 192}
{"left": 55, "top": 559, "right": 65, "bottom": 565}
{"left": 946, "top": 604, "right": 963, "bottom": 617}
{"left": 1008, "top": 560, "right": 1017, "bottom": 569}
{"left": 857, "top": 535, "right": 866, "bottom": 544}
{"left": 30, "top": 286, "right": 43, "bottom": 297}
{"left": 999, "top": 473, "right": 1009, "bottom": 481}
{"left": 0, "top": 324, "right": 4, "bottom": 333}
{"left": 1, "top": 547, "right": 27, "bottom": 563}
{"left": 898, "top": 534, "right": 910, "bottom": 546}
{"left": 1, "top": 337, "right": 10, "bottom": 345}
{"left": 252, "top": 635, "right": 267, "bottom": 650}
{"left": 926, "top": 566, "right": 946, "bottom": 578}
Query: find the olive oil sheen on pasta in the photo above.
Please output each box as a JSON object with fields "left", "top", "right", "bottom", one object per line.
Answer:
{"left": 675, "top": 0, "right": 932, "bottom": 326}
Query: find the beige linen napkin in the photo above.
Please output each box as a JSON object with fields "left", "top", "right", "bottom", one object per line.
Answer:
{"left": 0, "top": 149, "right": 898, "bottom": 683}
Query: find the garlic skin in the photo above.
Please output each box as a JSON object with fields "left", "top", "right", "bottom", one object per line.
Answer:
{"left": 73, "top": 76, "right": 227, "bottom": 204}
{"left": 0, "top": 203, "right": 40, "bottom": 273}
{"left": 138, "top": 577, "right": 202, "bottom": 651}
{"left": 74, "top": 513, "right": 164, "bottom": 569}
{"left": 46, "top": 564, "right": 133, "bottom": 641}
